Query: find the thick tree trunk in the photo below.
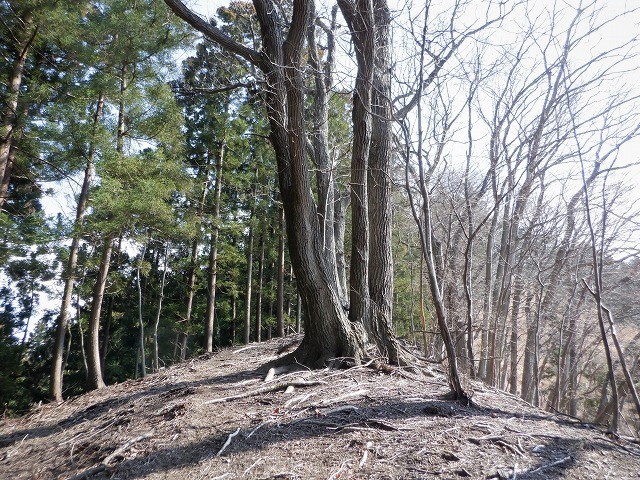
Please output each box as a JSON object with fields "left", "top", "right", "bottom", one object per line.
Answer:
{"left": 0, "top": 99, "right": 27, "bottom": 208}
{"left": 205, "top": 140, "right": 225, "bottom": 352}
{"left": 165, "top": 0, "right": 366, "bottom": 367}
{"left": 339, "top": 0, "right": 374, "bottom": 337}
{"left": 367, "top": 0, "right": 402, "bottom": 364}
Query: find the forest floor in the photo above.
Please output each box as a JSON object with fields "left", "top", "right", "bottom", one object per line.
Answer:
{"left": 1, "top": 335, "right": 639, "bottom": 480}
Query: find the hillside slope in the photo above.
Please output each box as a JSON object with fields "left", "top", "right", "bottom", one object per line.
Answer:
{"left": 1, "top": 336, "right": 639, "bottom": 479}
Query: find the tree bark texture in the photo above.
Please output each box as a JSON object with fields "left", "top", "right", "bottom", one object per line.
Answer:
{"left": 0, "top": 12, "right": 36, "bottom": 211}
{"left": 165, "top": 0, "right": 369, "bottom": 367}
{"left": 366, "top": 0, "right": 402, "bottom": 364}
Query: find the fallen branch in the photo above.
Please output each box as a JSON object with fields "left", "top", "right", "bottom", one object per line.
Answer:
{"left": 243, "top": 457, "right": 264, "bottom": 475}
{"left": 247, "top": 419, "right": 273, "bottom": 438}
{"left": 324, "top": 405, "right": 360, "bottom": 415}
{"left": 204, "top": 379, "right": 325, "bottom": 405}
{"left": 216, "top": 428, "right": 241, "bottom": 457}
{"left": 528, "top": 456, "right": 571, "bottom": 474}
{"left": 317, "top": 389, "right": 369, "bottom": 407}
{"left": 232, "top": 345, "right": 257, "bottom": 354}
{"left": 67, "top": 431, "right": 154, "bottom": 480}
{"left": 283, "top": 392, "right": 315, "bottom": 408}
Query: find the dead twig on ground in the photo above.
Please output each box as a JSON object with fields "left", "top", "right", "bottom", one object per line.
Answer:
{"left": 203, "top": 379, "right": 325, "bottom": 405}
{"left": 528, "top": 456, "right": 572, "bottom": 474}
{"left": 216, "top": 428, "right": 240, "bottom": 457}
{"left": 316, "top": 389, "right": 369, "bottom": 407}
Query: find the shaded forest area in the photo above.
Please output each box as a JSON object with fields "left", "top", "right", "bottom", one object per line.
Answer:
{"left": 1, "top": 0, "right": 640, "bottom": 438}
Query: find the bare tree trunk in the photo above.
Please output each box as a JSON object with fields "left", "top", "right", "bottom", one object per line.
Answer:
{"left": 478, "top": 204, "right": 498, "bottom": 380}
{"left": 338, "top": 0, "right": 374, "bottom": 337}
{"left": 255, "top": 232, "right": 265, "bottom": 342}
{"left": 0, "top": 100, "right": 28, "bottom": 209}
{"left": 276, "top": 207, "right": 285, "bottom": 337}
{"left": 521, "top": 293, "right": 536, "bottom": 403}
{"left": 418, "top": 256, "right": 429, "bottom": 356}
{"left": 0, "top": 143, "right": 15, "bottom": 208}
{"left": 205, "top": 140, "right": 225, "bottom": 352}
{"left": 366, "top": 0, "right": 402, "bottom": 364}
{"left": 408, "top": 238, "right": 417, "bottom": 346}
{"left": 86, "top": 236, "right": 113, "bottom": 390}
{"left": 243, "top": 214, "right": 254, "bottom": 345}
{"left": 136, "top": 240, "right": 148, "bottom": 378}
{"left": 487, "top": 190, "right": 513, "bottom": 386}
{"left": 86, "top": 61, "right": 128, "bottom": 390}
{"left": 230, "top": 294, "right": 237, "bottom": 345}
{"left": 62, "top": 320, "right": 72, "bottom": 376}
{"left": 334, "top": 190, "right": 349, "bottom": 306}
{"left": 50, "top": 94, "right": 105, "bottom": 401}
{"left": 76, "top": 295, "right": 88, "bottom": 382}
{"left": 599, "top": 298, "right": 640, "bottom": 424}
{"left": 509, "top": 262, "right": 525, "bottom": 395}
{"left": 180, "top": 240, "right": 197, "bottom": 361}
{"left": 296, "top": 290, "right": 302, "bottom": 333}
{"left": 307, "top": 4, "right": 339, "bottom": 291}
{"left": 153, "top": 242, "right": 169, "bottom": 372}
{"left": 404, "top": 13, "right": 467, "bottom": 399}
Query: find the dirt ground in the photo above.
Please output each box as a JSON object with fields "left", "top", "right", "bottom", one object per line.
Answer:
{"left": 1, "top": 335, "right": 639, "bottom": 479}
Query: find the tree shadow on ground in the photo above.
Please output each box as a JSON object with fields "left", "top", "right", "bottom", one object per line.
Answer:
{"left": 90, "top": 396, "right": 631, "bottom": 480}
{"left": 0, "top": 366, "right": 267, "bottom": 448}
